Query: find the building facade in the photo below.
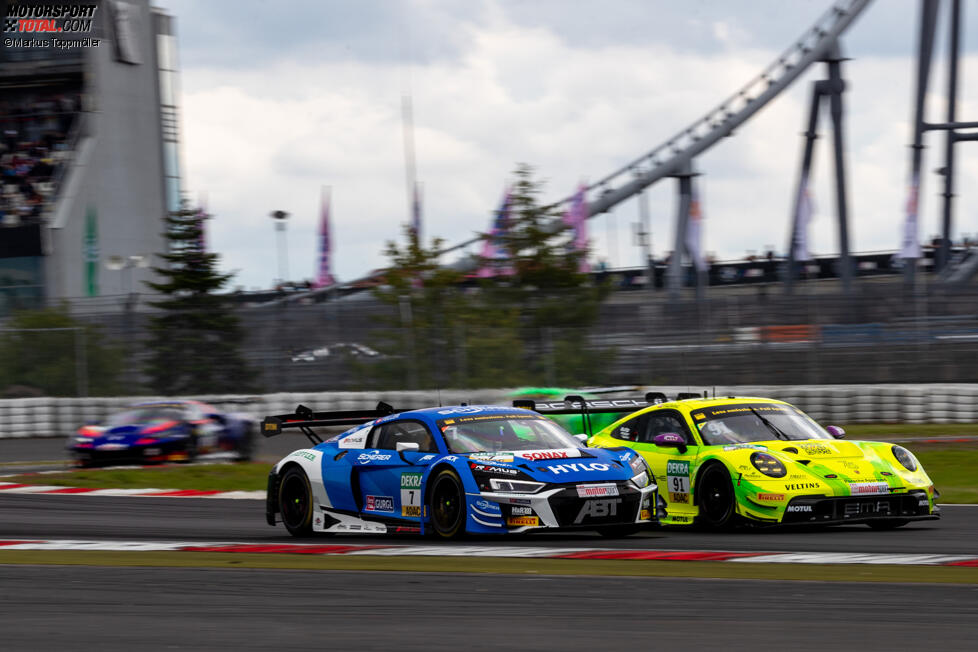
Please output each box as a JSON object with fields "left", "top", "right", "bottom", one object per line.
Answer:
{"left": 0, "top": 0, "right": 182, "bottom": 315}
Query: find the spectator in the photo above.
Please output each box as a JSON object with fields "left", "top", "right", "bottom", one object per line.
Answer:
{"left": 0, "top": 90, "right": 81, "bottom": 227}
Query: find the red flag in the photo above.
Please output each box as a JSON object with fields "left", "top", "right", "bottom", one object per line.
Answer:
{"left": 900, "top": 174, "right": 921, "bottom": 259}
{"left": 685, "top": 186, "right": 707, "bottom": 272}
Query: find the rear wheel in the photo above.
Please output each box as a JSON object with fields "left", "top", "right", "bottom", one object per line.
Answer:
{"left": 696, "top": 464, "right": 737, "bottom": 530}
{"left": 278, "top": 467, "right": 314, "bottom": 537}
{"left": 867, "top": 519, "right": 909, "bottom": 530}
{"left": 429, "top": 469, "right": 466, "bottom": 539}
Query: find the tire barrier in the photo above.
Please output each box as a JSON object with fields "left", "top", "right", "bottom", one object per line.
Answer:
{"left": 0, "top": 384, "right": 976, "bottom": 439}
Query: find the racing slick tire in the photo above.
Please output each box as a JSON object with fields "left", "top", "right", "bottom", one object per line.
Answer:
{"left": 278, "top": 466, "right": 314, "bottom": 537}
{"left": 866, "top": 519, "right": 910, "bottom": 530}
{"left": 696, "top": 463, "right": 738, "bottom": 530}
{"left": 595, "top": 525, "right": 640, "bottom": 538}
{"left": 428, "top": 469, "right": 466, "bottom": 539}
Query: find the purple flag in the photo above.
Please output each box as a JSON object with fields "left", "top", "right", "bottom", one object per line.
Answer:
{"left": 477, "top": 189, "right": 512, "bottom": 278}
{"left": 792, "top": 177, "right": 814, "bottom": 262}
{"left": 315, "top": 188, "right": 335, "bottom": 288}
{"left": 563, "top": 184, "right": 590, "bottom": 273}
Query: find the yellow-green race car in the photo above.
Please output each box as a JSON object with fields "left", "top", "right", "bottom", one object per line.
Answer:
{"left": 518, "top": 394, "right": 940, "bottom": 530}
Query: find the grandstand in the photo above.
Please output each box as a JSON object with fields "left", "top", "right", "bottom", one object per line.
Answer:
{"left": 0, "top": 0, "right": 180, "bottom": 315}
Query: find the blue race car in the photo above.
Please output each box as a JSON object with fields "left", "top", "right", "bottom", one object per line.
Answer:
{"left": 68, "top": 400, "right": 256, "bottom": 466}
{"left": 262, "top": 402, "right": 662, "bottom": 538}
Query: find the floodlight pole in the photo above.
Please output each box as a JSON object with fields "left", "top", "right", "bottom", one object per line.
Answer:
{"left": 271, "top": 210, "right": 290, "bottom": 286}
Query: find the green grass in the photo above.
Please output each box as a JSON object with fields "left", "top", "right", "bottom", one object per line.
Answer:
{"left": 3, "top": 462, "right": 269, "bottom": 492}
{"left": 913, "top": 448, "right": 978, "bottom": 503}
{"left": 843, "top": 423, "right": 978, "bottom": 438}
{"left": 0, "top": 550, "right": 976, "bottom": 583}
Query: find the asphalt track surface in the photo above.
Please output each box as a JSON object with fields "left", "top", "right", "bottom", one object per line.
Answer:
{"left": 2, "top": 566, "right": 977, "bottom": 651}
{"left": 3, "top": 440, "right": 978, "bottom": 650}
{"left": 0, "top": 490, "right": 973, "bottom": 553}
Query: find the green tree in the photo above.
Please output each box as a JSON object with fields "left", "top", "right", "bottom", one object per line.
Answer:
{"left": 143, "top": 203, "right": 253, "bottom": 394}
{"left": 477, "top": 164, "right": 612, "bottom": 386}
{"left": 0, "top": 305, "right": 124, "bottom": 396}
{"left": 360, "top": 164, "right": 614, "bottom": 390}
{"left": 361, "top": 226, "right": 473, "bottom": 389}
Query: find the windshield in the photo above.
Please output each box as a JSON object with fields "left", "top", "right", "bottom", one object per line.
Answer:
{"left": 106, "top": 406, "right": 186, "bottom": 426}
{"left": 691, "top": 403, "right": 831, "bottom": 445}
{"left": 438, "top": 414, "right": 582, "bottom": 454}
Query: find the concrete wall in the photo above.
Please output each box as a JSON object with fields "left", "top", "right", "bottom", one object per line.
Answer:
{"left": 1, "top": 384, "right": 976, "bottom": 439}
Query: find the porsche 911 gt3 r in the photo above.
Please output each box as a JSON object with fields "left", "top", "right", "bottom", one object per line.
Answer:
{"left": 262, "top": 402, "right": 662, "bottom": 538}
{"left": 520, "top": 394, "right": 940, "bottom": 529}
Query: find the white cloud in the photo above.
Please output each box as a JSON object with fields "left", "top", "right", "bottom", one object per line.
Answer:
{"left": 172, "top": 2, "right": 978, "bottom": 290}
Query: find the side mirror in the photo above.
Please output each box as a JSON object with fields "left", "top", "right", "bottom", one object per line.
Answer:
{"left": 396, "top": 441, "right": 420, "bottom": 452}
{"left": 653, "top": 432, "right": 688, "bottom": 454}
{"left": 573, "top": 433, "right": 589, "bottom": 444}
{"left": 826, "top": 426, "right": 846, "bottom": 439}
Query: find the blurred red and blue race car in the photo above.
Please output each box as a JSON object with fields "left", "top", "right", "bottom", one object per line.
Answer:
{"left": 67, "top": 400, "right": 256, "bottom": 467}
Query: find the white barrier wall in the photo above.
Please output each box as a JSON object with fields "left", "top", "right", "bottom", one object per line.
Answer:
{"left": 1, "top": 384, "right": 976, "bottom": 439}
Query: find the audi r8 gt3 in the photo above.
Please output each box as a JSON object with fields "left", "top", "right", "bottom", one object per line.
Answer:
{"left": 67, "top": 400, "right": 256, "bottom": 466}
{"left": 519, "top": 394, "right": 940, "bottom": 530}
{"left": 262, "top": 402, "right": 662, "bottom": 538}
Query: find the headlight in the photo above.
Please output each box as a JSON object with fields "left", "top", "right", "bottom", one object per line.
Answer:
{"left": 892, "top": 445, "right": 918, "bottom": 472}
{"left": 750, "top": 452, "right": 787, "bottom": 478}
{"left": 628, "top": 455, "right": 646, "bottom": 475}
{"left": 629, "top": 455, "right": 652, "bottom": 488}
{"left": 489, "top": 478, "right": 545, "bottom": 494}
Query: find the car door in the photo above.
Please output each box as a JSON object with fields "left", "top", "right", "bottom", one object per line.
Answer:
{"left": 354, "top": 419, "right": 440, "bottom": 522}
{"left": 608, "top": 409, "right": 700, "bottom": 523}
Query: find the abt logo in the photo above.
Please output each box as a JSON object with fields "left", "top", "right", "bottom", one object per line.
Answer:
{"left": 573, "top": 498, "right": 621, "bottom": 524}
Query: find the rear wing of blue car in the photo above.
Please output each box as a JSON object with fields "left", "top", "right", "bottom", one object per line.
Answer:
{"left": 514, "top": 392, "right": 703, "bottom": 435}
{"left": 262, "top": 402, "right": 397, "bottom": 445}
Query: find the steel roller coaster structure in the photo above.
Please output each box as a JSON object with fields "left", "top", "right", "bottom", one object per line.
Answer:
{"left": 435, "top": 0, "right": 975, "bottom": 298}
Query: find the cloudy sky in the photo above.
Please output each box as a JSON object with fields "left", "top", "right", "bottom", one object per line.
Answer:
{"left": 155, "top": 0, "right": 978, "bottom": 291}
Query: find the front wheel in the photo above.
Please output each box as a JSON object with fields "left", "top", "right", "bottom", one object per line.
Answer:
{"left": 696, "top": 464, "right": 737, "bottom": 530}
{"left": 428, "top": 469, "right": 466, "bottom": 539}
{"left": 278, "top": 467, "right": 314, "bottom": 537}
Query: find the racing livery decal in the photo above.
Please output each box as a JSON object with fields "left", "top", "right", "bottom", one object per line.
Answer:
{"left": 666, "top": 459, "right": 691, "bottom": 503}
{"left": 400, "top": 472, "right": 423, "bottom": 517}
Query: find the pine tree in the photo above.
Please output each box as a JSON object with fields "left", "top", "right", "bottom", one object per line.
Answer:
{"left": 143, "top": 203, "right": 253, "bottom": 394}
{"left": 479, "top": 164, "right": 612, "bottom": 386}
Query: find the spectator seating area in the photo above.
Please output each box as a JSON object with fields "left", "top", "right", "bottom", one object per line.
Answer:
{"left": 1, "top": 91, "right": 82, "bottom": 228}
